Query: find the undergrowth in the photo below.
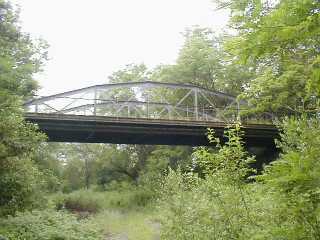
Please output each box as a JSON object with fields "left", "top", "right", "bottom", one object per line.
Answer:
{"left": 95, "top": 209, "right": 159, "bottom": 240}
{"left": 0, "top": 209, "right": 103, "bottom": 240}
{"left": 53, "top": 185, "right": 155, "bottom": 214}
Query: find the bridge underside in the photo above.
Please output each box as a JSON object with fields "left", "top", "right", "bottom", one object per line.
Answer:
{"left": 25, "top": 113, "right": 278, "bottom": 147}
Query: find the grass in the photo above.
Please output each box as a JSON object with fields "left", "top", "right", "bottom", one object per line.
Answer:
{"left": 95, "top": 209, "right": 160, "bottom": 240}
{"left": 50, "top": 188, "right": 161, "bottom": 239}
{"left": 0, "top": 188, "right": 160, "bottom": 240}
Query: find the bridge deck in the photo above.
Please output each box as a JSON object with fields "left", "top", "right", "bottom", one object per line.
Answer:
{"left": 25, "top": 113, "right": 278, "bottom": 146}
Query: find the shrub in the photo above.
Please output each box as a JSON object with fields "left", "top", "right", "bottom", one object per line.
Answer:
{"left": 158, "top": 124, "right": 266, "bottom": 239}
{"left": 0, "top": 209, "right": 103, "bottom": 240}
{"left": 159, "top": 119, "right": 320, "bottom": 240}
{"left": 54, "top": 190, "right": 103, "bottom": 214}
{"left": 0, "top": 158, "right": 47, "bottom": 217}
{"left": 53, "top": 185, "right": 157, "bottom": 215}
{"left": 106, "top": 187, "right": 156, "bottom": 209}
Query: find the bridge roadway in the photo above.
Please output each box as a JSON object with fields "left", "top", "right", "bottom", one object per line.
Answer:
{"left": 25, "top": 113, "right": 278, "bottom": 147}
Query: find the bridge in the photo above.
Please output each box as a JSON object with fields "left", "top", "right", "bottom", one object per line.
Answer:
{"left": 24, "top": 81, "right": 278, "bottom": 147}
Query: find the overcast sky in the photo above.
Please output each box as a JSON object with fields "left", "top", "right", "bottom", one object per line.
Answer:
{"left": 12, "top": 0, "right": 229, "bottom": 95}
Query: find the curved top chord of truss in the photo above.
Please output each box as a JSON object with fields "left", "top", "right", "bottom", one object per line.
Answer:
{"left": 25, "top": 81, "right": 239, "bottom": 105}
{"left": 24, "top": 81, "right": 244, "bottom": 122}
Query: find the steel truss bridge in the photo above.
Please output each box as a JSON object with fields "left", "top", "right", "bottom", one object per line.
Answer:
{"left": 24, "top": 81, "right": 278, "bottom": 146}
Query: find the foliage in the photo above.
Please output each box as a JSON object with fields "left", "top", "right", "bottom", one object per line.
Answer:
{"left": 0, "top": 0, "right": 48, "bottom": 216}
{"left": 93, "top": 144, "right": 160, "bottom": 189}
{"left": 106, "top": 188, "right": 155, "bottom": 209}
{"left": 0, "top": 210, "right": 103, "bottom": 240}
{"left": 43, "top": 142, "right": 162, "bottom": 194}
{"left": 100, "top": 63, "right": 150, "bottom": 106}
{"left": 59, "top": 143, "right": 101, "bottom": 192}
{"left": 1, "top": 0, "right": 319, "bottom": 238}
{"left": 0, "top": 95, "right": 46, "bottom": 216}
{"left": 108, "top": 63, "right": 150, "bottom": 84}
{"left": 34, "top": 143, "right": 65, "bottom": 192}
{"left": 256, "top": 117, "right": 320, "bottom": 239}
{"left": 151, "top": 27, "right": 253, "bottom": 100}
{"left": 159, "top": 124, "right": 259, "bottom": 239}
{"left": 175, "top": 28, "right": 223, "bottom": 90}
{"left": 54, "top": 190, "right": 104, "bottom": 214}
{"left": 61, "top": 157, "right": 87, "bottom": 192}
{"left": 99, "top": 184, "right": 156, "bottom": 209}
{"left": 0, "top": 0, "right": 48, "bottom": 98}
{"left": 216, "top": 0, "right": 320, "bottom": 114}
{"left": 139, "top": 145, "right": 192, "bottom": 184}
{"left": 159, "top": 117, "right": 320, "bottom": 239}
{"left": 194, "top": 124, "right": 256, "bottom": 182}
{"left": 53, "top": 184, "right": 157, "bottom": 215}
{"left": 154, "top": 1, "right": 320, "bottom": 237}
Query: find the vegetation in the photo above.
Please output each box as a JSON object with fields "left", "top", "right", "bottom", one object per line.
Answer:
{"left": 0, "top": 210, "right": 103, "bottom": 240}
{"left": 0, "top": 0, "right": 319, "bottom": 239}
{"left": 159, "top": 118, "right": 320, "bottom": 239}
{"left": 0, "top": 0, "right": 47, "bottom": 216}
{"left": 220, "top": 0, "right": 320, "bottom": 114}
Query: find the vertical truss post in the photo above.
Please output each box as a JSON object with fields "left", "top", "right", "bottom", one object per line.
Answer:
{"left": 93, "top": 88, "right": 97, "bottom": 116}
{"left": 167, "top": 107, "right": 172, "bottom": 120}
{"left": 186, "top": 105, "right": 189, "bottom": 119}
{"left": 35, "top": 104, "right": 38, "bottom": 113}
{"left": 127, "top": 105, "right": 130, "bottom": 118}
{"left": 237, "top": 100, "right": 240, "bottom": 121}
{"left": 146, "top": 90, "right": 149, "bottom": 118}
{"left": 202, "top": 106, "right": 205, "bottom": 121}
{"left": 194, "top": 89, "right": 198, "bottom": 120}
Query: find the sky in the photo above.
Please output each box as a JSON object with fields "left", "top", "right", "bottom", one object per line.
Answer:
{"left": 12, "top": 0, "right": 229, "bottom": 95}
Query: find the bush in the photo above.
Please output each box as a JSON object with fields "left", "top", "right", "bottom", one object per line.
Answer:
{"left": 0, "top": 209, "right": 103, "bottom": 240}
{"left": 0, "top": 106, "right": 47, "bottom": 217}
{"left": 159, "top": 170, "right": 268, "bottom": 240}
{"left": 53, "top": 185, "right": 156, "bottom": 216}
{"left": 103, "top": 187, "right": 156, "bottom": 209}
{"left": 158, "top": 124, "right": 265, "bottom": 239}
{"left": 0, "top": 158, "right": 47, "bottom": 217}
{"left": 54, "top": 190, "right": 103, "bottom": 214}
{"left": 159, "top": 119, "right": 320, "bottom": 240}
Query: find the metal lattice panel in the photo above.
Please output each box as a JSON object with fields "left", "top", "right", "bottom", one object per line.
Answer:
{"left": 24, "top": 81, "right": 244, "bottom": 122}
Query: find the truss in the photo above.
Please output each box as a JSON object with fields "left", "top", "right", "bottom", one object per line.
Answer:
{"left": 24, "top": 81, "right": 244, "bottom": 122}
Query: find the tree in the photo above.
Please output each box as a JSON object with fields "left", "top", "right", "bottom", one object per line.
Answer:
{"left": 108, "top": 63, "right": 150, "bottom": 84}
{"left": 149, "top": 27, "right": 254, "bottom": 120}
{"left": 105, "top": 63, "right": 149, "bottom": 100}
{"left": 150, "top": 28, "right": 221, "bottom": 92}
{"left": 159, "top": 125, "right": 259, "bottom": 240}
{"left": 176, "top": 28, "right": 223, "bottom": 90}
{"left": 151, "top": 27, "right": 254, "bottom": 96}
{"left": 143, "top": 146, "right": 193, "bottom": 177}
{"left": 96, "top": 145, "right": 137, "bottom": 186}
{"left": 257, "top": 117, "right": 320, "bottom": 238}
{"left": 216, "top": 0, "right": 320, "bottom": 114}
{"left": 0, "top": 0, "right": 48, "bottom": 216}
{"left": 97, "top": 64, "right": 150, "bottom": 117}
{"left": 33, "top": 143, "right": 65, "bottom": 192}
{"left": 0, "top": 1, "right": 48, "bottom": 98}
{"left": 96, "top": 144, "right": 156, "bottom": 187}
